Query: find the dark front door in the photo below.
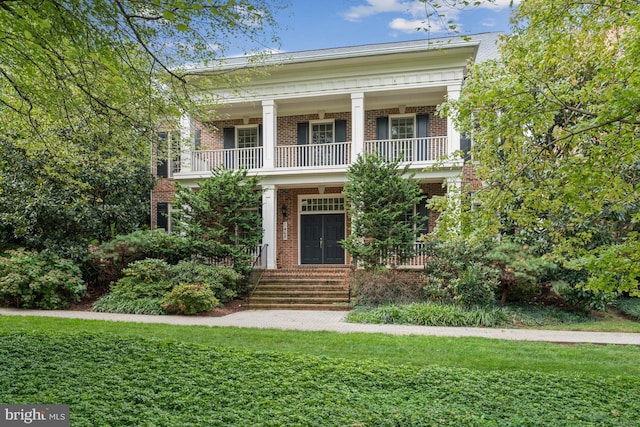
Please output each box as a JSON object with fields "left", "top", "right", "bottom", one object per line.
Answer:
{"left": 301, "top": 214, "right": 345, "bottom": 264}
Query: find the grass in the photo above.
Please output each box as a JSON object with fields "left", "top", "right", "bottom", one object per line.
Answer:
{"left": 1, "top": 325, "right": 639, "bottom": 426}
{"left": 1, "top": 315, "right": 639, "bottom": 377}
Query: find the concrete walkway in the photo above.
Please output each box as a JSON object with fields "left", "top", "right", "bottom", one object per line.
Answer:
{"left": 1, "top": 307, "right": 639, "bottom": 345}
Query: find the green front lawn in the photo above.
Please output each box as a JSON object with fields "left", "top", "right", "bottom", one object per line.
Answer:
{"left": 1, "top": 315, "right": 639, "bottom": 426}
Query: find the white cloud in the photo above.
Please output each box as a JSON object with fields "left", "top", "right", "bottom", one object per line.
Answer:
{"left": 343, "top": 0, "right": 420, "bottom": 22}
{"left": 342, "top": 0, "right": 516, "bottom": 35}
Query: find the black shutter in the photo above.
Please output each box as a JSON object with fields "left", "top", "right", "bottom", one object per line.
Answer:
{"left": 297, "top": 122, "right": 309, "bottom": 145}
{"left": 156, "top": 131, "right": 168, "bottom": 177}
{"left": 376, "top": 116, "right": 388, "bottom": 140}
{"left": 417, "top": 198, "right": 429, "bottom": 235}
{"left": 416, "top": 114, "right": 429, "bottom": 137}
{"left": 335, "top": 120, "right": 347, "bottom": 142}
{"left": 223, "top": 127, "right": 235, "bottom": 149}
{"left": 258, "top": 124, "right": 263, "bottom": 146}
{"left": 297, "top": 122, "right": 309, "bottom": 167}
{"left": 157, "top": 202, "right": 169, "bottom": 231}
{"left": 194, "top": 129, "right": 201, "bottom": 150}
{"left": 416, "top": 114, "right": 429, "bottom": 160}
{"left": 335, "top": 120, "right": 347, "bottom": 165}
{"left": 461, "top": 134, "right": 472, "bottom": 161}
{"left": 223, "top": 127, "right": 235, "bottom": 168}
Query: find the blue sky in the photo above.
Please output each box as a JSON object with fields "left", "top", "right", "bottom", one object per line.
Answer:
{"left": 272, "top": 0, "right": 517, "bottom": 52}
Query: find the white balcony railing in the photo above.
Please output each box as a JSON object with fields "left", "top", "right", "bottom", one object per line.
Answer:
{"left": 186, "top": 138, "right": 447, "bottom": 173}
{"left": 364, "top": 136, "right": 448, "bottom": 163}
{"left": 191, "top": 147, "right": 263, "bottom": 172}
{"left": 276, "top": 142, "right": 352, "bottom": 168}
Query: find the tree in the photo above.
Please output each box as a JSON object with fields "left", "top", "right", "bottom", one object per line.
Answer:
{"left": 0, "top": 1, "right": 283, "bottom": 256}
{"left": 172, "top": 168, "right": 263, "bottom": 274}
{"left": 442, "top": 0, "right": 640, "bottom": 295}
{"left": 0, "top": 136, "right": 154, "bottom": 260}
{"left": 342, "top": 152, "right": 426, "bottom": 270}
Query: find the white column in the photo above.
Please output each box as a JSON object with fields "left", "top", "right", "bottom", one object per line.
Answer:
{"left": 178, "top": 113, "right": 192, "bottom": 173}
{"left": 351, "top": 92, "right": 365, "bottom": 162}
{"left": 262, "top": 184, "right": 277, "bottom": 269}
{"left": 446, "top": 84, "right": 462, "bottom": 157}
{"left": 262, "top": 100, "right": 277, "bottom": 169}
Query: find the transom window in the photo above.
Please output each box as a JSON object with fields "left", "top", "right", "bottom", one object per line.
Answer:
{"left": 237, "top": 127, "right": 258, "bottom": 148}
{"left": 391, "top": 117, "right": 414, "bottom": 139}
{"left": 311, "top": 122, "right": 334, "bottom": 144}
{"left": 300, "top": 197, "right": 345, "bottom": 213}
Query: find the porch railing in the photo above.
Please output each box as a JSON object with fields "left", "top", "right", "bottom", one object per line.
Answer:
{"left": 191, "top": 147, "right": 264, "bottom": 172}
{"left": 276, "top": 142, "right": 351, "bottom": 168}
{"left": 364, "top": 136, "right": 448, "bottom": 163}
{"left": 381, "top": 242, "right": 429, "bottom": 269}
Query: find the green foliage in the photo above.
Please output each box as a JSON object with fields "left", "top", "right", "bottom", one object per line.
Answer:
{"left": 347, "top": 303, "right": 508, "bottom": 327}
{"left": 87, "top": 230, "right": 196, "bottom": 288}
{"left": 169, "top": 261, "right": 242, "bottom": 303}
{"left": 108, "top": 259, "right": 173, "bottom": 300}
{"left": 613, "top": 298, "right": 640, "bottom": 321}
{"left": 0, "top": 248, "right": 85, "bottom": 309}
{"left": 0, "top": 139, "right": 154, "bottom": 262}
{"left": 484, "top": 239, "right": 558, "bottom": 303}
{"left": 442, "top": 0, "right": 640, "bottom": 294}
{"left": 349, "top": 269, "right": 424, "bottom": 306}
{"left": 173, "top": 168, "right": 263, "bottom": 275}
{"left": 553, "top": 281, "right": 615, "bottom": 312}
{"left": 342, "top": 152, "right": 426, "bottom": 269}
{"left": 448, "top": 262, "right": 498, "bottom": 307}
{"left": 347, "top": 302, "right": 591, "bottom": 328}
{"left": 2, "top": 331, "right": 639, "bottom": 426}
{"left": 92, "top": 295, "right": 166, "bottom": 315}
{"left": 161, "top": 283, "right": 219, "bottom": 315}
{"left": 422, "top": 239, "right": 498, "bottom": 306}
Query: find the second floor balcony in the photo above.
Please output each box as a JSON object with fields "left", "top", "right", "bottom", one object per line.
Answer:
{"left": 183, "top": 136, "right": 451, "bottom": 174}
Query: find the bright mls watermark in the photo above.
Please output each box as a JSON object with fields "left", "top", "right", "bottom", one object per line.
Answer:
{"left": 1, "top": 405, "right": 69, "bottom": 426}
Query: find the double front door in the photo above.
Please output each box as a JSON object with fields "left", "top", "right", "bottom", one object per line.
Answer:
{"left": 300, "top": 214, "right": 345, "bottom": 264}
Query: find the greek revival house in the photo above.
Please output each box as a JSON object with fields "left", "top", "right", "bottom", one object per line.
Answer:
{"left": 151, "top": 33, "right": 498, "bottom": 307}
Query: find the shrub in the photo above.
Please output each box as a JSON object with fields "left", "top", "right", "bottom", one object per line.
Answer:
{"left": 349, "top": 269, "right": 424, "bottom": 306}
{"left": 109, "top": 259, "right": 173, "bottom": 300}
{"left": 346, "top": 302, "right": 508, "bottom": 327}
{"left": 612, "top": 298, "right": 640, "bottom": 320}
{"left": 553, "top": 281, "right": 615, "bottom": 312}
{"left": 0, "top": 248, "right": 85, "bottom": 309}
{"left": 169, "top": 261, "right": 242, "bottom": 303}
{"left": 161, "top": 283, "right": 219, "bottom": 315}
{"left": 423, "top": 239, "right": 498, "bottom": 306}
{"left": 92, "top": 294, "right": 165, "bottom": 315}
{"left": 449, "top": 263, "right": 499, "bottom": 307}
{"left": 86, "top": 230, "right": 195, "bottom": 288}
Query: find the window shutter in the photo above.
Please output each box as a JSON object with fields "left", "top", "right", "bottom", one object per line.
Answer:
{"left": 335, "top": 120, "right": 347, "bottom": 142}
{"left": 258, "top": 124, "right": 263, "bottom": 147}
{"left": 416, "top": 114, "right": 429, "bottom": 138}
{"left": 461, "top": 134, "right": 471, "bottom": 160}
{"left": 156, "top": 131, "right": 168, "bottom": 178}
{"left": 297, "top": 122, "right": 309, "bottom": 145}
{"left": 194, "top": 129, "right": 201, "bottom": 150}
{"left": 376, "top": 116, "right": 388, "bottom": 140}
{"left": 157, "top": 202, "right": 169, "bottom": 231}
{"left": 223, "top": 127, "right": 235, "bottom": 149}
{"left": 418, "top": 197, "right": 429, "bottom": 235}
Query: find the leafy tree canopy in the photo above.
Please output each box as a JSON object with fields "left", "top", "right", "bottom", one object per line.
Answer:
{"left": 342, "top": 152, "right": 426, "bottom": 270}
{"left": 442, "top": 0, "right": 640, "bottom": 295}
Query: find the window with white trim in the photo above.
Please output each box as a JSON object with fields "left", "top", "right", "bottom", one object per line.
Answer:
{"left": 391, "top": 116, "right": 415, "bottom": 139}
{"left": 311, "top": 122, "right": 334, "bottom": 144}
{"left": 237, "top": 126, "right": 259, "bottom": 148}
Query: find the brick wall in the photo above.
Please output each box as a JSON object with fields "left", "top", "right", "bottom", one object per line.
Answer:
{"left": 195, "top": 105, "right": 444, "bottom": 149}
